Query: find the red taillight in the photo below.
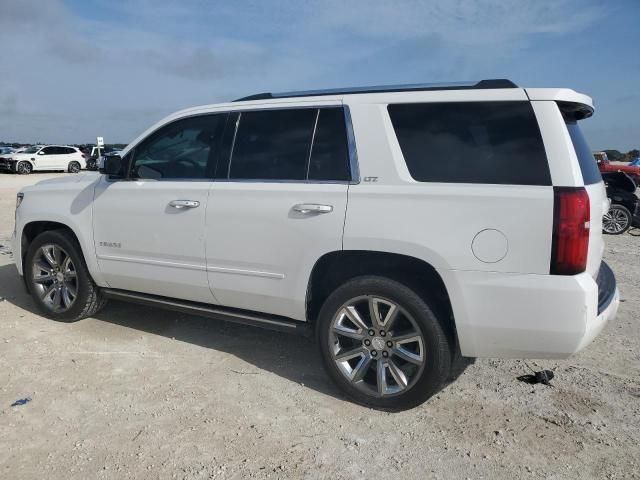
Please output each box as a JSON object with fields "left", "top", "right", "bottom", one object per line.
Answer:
{"left": 551, "top": 187, "right": 590, "bottom": 275}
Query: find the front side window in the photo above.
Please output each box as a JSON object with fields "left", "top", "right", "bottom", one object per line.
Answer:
{"left": 41, "top": 147, "right": 56, "bottom": 155}
{"left": 388, "top": 101, "right": 551, "bottom": 185}
{"left": 129, "top": 114, "right": 225, "bottom": 180}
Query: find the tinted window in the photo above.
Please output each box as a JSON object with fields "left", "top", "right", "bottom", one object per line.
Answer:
{"left": 130, "top": 114, "right": 225, "bottom": 180}
{"left": 62, "top": 147, "right": 76, "bottom": 154}
{"left": 388, "top": 102, "right": 551, "bottom": 185}
{"left": 41, "top": 147, "right": 56, "bottom": 155}
{"left": 565, "top": 121, "right": 601, "bottom": 185}
{"left": 308, "top": 108, "right": 351, "bottom": 181}
{"left": 229, "top": 109, "right": 316, "bottom": 180}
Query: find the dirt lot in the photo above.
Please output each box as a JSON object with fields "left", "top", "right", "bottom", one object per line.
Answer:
{"left": 0, "top": 172, "right": 638, "bottom": 479}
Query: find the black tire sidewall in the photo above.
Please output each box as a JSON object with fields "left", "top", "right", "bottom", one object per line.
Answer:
{"left": 317, "top": 276, "right": 451, "bottom": 411}
{"left": 25, "top": 230, "right": 94, "bottom": 321}
{"left": 604, "top": 205, "right": 631, "bottom": 235}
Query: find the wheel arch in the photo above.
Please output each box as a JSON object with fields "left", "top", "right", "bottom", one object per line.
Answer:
{"left": 21, "top": 221, "right": 81, "bottom": 267}
{"left": 306, "top": 250, "right": 458, "bottom": 346}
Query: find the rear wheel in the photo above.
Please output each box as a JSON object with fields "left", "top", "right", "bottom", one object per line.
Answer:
{"left": 603, "top": 204, "right": 631, "bottom": 235}
{"left": 17, "top": 161, "right": 32, "bottom": 174}
{"left": 68, "top": 161, "right": 81, "bottom": 173}
{"left": 317, "top": 276, "right": 451, "bottom": 411}
{"left": 25, "top": 230, "right": 106, "bottom": 322}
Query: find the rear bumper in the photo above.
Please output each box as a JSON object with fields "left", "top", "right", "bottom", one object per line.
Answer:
{"left": 442, "top": 261, "right": 619, "bottom": 359}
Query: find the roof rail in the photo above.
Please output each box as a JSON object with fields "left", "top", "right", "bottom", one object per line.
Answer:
{"left": 233, "top": 79, "right": 517, "bottom": 102}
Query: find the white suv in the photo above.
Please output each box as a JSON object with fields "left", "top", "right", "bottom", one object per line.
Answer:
{"left": 0, "top": 145, "right": 86, "bottom": 174}
{"left": 11, "top": 79, "right": 619, "bottom": 410}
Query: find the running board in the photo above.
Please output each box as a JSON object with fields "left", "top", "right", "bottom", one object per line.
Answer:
{"left": 102, "top": 288, "right": 312, "bottom": 336}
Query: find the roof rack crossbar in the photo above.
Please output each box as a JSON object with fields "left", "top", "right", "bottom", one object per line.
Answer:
{"left": 233, "top": 79, "right": 517, "bottom": 102}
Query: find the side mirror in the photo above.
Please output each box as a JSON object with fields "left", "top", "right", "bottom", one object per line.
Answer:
{"left": 38, "top": 151, "right": 45, "bottom": 155}
{"left": 99, "top": 155, "right": 123, "bottom": 177}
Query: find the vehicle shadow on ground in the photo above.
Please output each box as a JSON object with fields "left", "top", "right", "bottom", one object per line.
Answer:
{"left": 0, "top": 261, "right": 473, "bottom": 402}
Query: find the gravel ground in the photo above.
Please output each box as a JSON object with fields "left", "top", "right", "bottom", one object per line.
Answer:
{"left": 0, "top": 172, "right": 638, "bottom": 479}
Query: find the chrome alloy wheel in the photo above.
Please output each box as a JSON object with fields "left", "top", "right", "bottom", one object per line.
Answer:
{"left": 31, "top": 244, "right": 78, "bottom": 313}
{"left": 603, "top": 207, "right": 629, "bottom": 234}
{"left": 329, "top": 296, "right": 425, "bottom": 397}
{"left": 17, "top": 161, "right": 32, "bottom": 174}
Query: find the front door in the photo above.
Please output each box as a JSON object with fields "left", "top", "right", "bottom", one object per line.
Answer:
{"left": 206, "top": 106, "right": 353, "bottom": 320}
{"left": 35, "top": 146, "right": 62, "bottom": 170}
{"left": 92, "top": 113, "right": 227, "bottom": 303}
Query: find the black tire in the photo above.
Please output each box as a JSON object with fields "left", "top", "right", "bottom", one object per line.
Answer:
{"left": 603, "top": 204, "right": 632, "bottom": 235}
{"left": 68, "top": 161, "right": 81, "bottom": 173}
{"left": 24, "top": 229, "right": 107, "bottom": 322}
{"left": 317, "top": 276, "right": 452, "bottom": 411}
{"left": 17, "top": 161, "right": 32, "bottom": 174}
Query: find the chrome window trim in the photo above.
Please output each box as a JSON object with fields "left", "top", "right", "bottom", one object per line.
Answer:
{"left": 343, "top": 105, "right": 360, "bottom": 185}
{"left": 305, "top": 109, "right": 321, "bottom": 180}
{"left": 226, "top": 112, "right": 241, "bottom": 179}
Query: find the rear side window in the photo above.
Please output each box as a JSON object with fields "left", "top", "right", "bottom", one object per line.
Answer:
{"left": 565, "top": 121, "right": 601, "bottom": 185}
{"left": 308, "top": 108, "right": 351, "bottom": 181}
{"left": 227, "top": 107, "right": 351, "bottom": 182}
{"left": 230, "top": 109, "right": 316, "bottom": 180}
{"left": 388, "top": 102, "right": 551, "bottom": 185}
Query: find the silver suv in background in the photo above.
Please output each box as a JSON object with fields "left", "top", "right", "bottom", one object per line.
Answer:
{"left": 0, "top": 145, "right": 86, "bottom": 174}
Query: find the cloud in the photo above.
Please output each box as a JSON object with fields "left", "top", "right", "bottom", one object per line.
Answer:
{"left": 0, "top": 0, "right": 628, "bottom": 147}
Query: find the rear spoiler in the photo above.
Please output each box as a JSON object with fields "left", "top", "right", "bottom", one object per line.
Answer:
{"left": 526, "top": 88, "right": 594, "bottom": 120}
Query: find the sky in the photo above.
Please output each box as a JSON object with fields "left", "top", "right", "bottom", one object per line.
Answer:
{"left": 0, "top": 0, "right": 638, "bottom": 151}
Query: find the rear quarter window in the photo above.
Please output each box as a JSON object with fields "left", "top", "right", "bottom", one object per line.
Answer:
{"left": 565, "top": 121, "right": 602, "bottom": 185}
{"left": 388, "top": 101, "right": 551, "bottom": 186}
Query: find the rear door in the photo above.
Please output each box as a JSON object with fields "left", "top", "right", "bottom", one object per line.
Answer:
{"left": 205, "top": 106, "right": 353, "bottom": 320}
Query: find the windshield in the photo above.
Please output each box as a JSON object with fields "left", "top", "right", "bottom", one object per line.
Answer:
{"left": 23, "top": 146, "right": 39, "bottom": 154}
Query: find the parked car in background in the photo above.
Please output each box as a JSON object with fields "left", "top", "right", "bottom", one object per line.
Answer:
{"left": 602, "top": 172, "right": 640, "bottom": 234}
{"left": 87, "top": 150, "right": 122, "bottom": 171}
{"left": 630, "top": 158, "right": 640, "bottom": 167}
{"left": 12, "top": 80, "right": 619, "bottom": 410}
{"left": 11, "top": 146, "right": 36, "bottom": 154}
{"left": 0, "top": 145, "right": 86, "bottom": 174}
{"left": 0, "top": 146, "right": 15, "bottom": 155}
{"left": 596, "top": 151, "right": 640, "bottom": 183}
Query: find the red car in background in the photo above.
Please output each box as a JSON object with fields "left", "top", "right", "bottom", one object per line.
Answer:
{"left": 595, "top": 151, "right": 640, "bottom": 184}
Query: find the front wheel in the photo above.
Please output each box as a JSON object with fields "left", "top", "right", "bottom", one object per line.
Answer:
{"left": 317, "top": 276, "right": 452, "bottom": 411}
{"left": 17, "top": 161, "right": 33, "bottom": 174}
{"left": 25, "top": 230, "right": 107, "bottom": 322}
{"left": 603, "top": 204, "right": 632, "bottom": 235}
{"left": 68, "top": 161, "right": 81, "bottom": 173}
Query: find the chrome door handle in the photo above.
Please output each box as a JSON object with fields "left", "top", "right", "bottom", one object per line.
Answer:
{"left": 292, "top": 203, "right": 333, "bottom": 214}
{"left": 169, "top": 200, "right": 200, "bottom": 209}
